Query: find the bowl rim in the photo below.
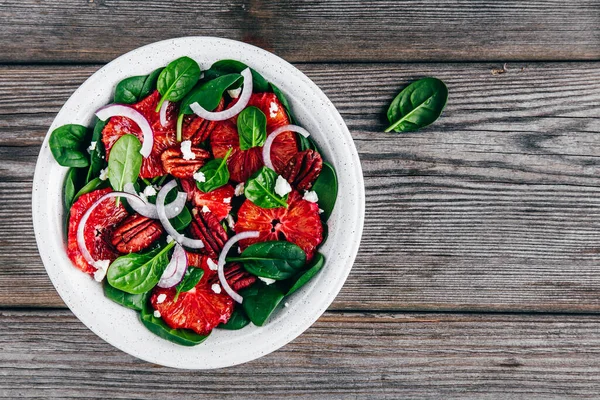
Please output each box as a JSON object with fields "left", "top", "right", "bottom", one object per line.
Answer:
{"left": 32, "top": 36, "right": 365, "bottom": 369}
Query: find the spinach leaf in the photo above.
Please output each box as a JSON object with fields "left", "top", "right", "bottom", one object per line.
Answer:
{"left": 385, "top": 77, "right": 448, "bottom": 133}
{"left": 180, "top": 74, "right": 242, "bottom": 115}
{"left": 287, "top": 253, "right": 325, "bottom": 295}
{"left": 64, "top": 168, "right": 79, "bottom": 211}
{"left": 140, "top": 304, "right": 209, "bottom": 346}
{"left": 174, "top": 267, "right": 205, "bottom": 301}
{"left": 219, "top": 307, "right": 251, "bottom": 330}
{"left": 107, "top": 242, "right": 175, "bottom": 294}
{"left": 107, "top": 134, "right": 142, "bottom": 191}
{"left": 49, "top": 124, "right": 90, "bottom": 168}
{"left": 312, "top": 161, "right": 337, "bottom": 221}
{"left": 244, "top": 167, "right": 288, "bottom": 209}
{"left": 269, "top": 83, "right": 295, "bottom": 123}
{"left": 237, "top": 106, "right": 267, "bottom": 150}
{"left": 85, "top": 119, "right": 106, "bottom": 183}
{"left": 196, "top": 148, "right": 232, "bottom": 193}
{"left": 169, "top": 206, "right": 192, "bottom": 232}
{"left": 103, "top": 281, "right": 149, "bottom": 311}
{"left": 204, "top": 59, "right": 270, "bottom": 92}
{"left": 73, "top": 177, "right": 109, "bottom": 202}
{"left": 156, "top": 56, "right": 201, "bottom": 111}
{"left": 114, "top": 67, "right": 163, "bottom": 104}
{"left": 228, "top": 241, "right": 306, "bottom": 280}
{"left": 240, "top": 282, "right": 285, "bottom": 326}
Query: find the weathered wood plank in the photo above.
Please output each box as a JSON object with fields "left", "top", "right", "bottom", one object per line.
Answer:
{"left": 1, "top": 310, "right": 600, "bottom": 398}
{"left": 0, "top": 1, "right": 599, "bottom": 63}
{"left": 3, "top": 62, "right": 600, "bottom": 311}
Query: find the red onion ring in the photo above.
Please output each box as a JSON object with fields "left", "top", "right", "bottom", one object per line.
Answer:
{"left": 159, "top": 100, "right": 169, "bottom": 127}
{"left": 76, "top": 191, "right": 144, "bottom": 269}
{"left": 123, "top": 183, "right": 186, "bottom": 220}
{"left": 217, "top": 230, "right": 260, "bottom": 303}
{"left": 95, "top": 104, "right": 153, "bottom": 158}
{"left": 157, "top": 243, "right": 187, "bottom": 288}
{"left": 262, "top": 125, "right": 311, "bottom": 170}
{"left": 189, "top": 68, "right": 252, "bottom": 121}
{"left": 156, "top": 180, "right": 204, "bottom": 249}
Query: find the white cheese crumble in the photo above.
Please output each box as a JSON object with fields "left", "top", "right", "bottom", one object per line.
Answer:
{"left": 225, "top": 214, "right": 235, "bottom": 231}
{"left": 237, "top": 246, "right": 242, "bottom": 254}
{"left": 284, "top": 302, "right": 290, "bottom": 308}
{"left": 211, "top": 283, "right": 222, "bottom": 294}
{"left": 318, "top": 208, "right": 324, "bottom": 214}
{"left": 303, "top": 190, "right": 319, "bottom": 203}
{"left": 193, "top": 170, "right": 206, "bottom": 183}
{"left": 228, "top": 87, "right": 242, "bottom": 99}
{"left": 166, "top": 235, "right": 174, "bottom": 243}
{"left": 274, "top": 175, "right": 292, "bottom": 197}
{"left": 259, "top": 277, "right": 276, "bottom": 285}
{"left": 156, "top": 293, "right": 167, "bottom": 304}
{"left": 143, "top": 185, "right": 157, "bottom": 197}
{"left": 87, "top": 141, "right": 97, "bottom": 153}
{"left": 99, "top": 168, "right": 108, "bottom": 181}
{"left": 93, "top": 268, "right": 106, "bottom": 282}
{"left": 269, "top": 101, "right": 279, "bottom": 118}
{"left": 180, "top": 140, "right": 196, "bottom": 160}
{"left": 153, "top": 310, "right": 161, "bottom": 318}
{"left": 207, "top": 258, "right": 218, "bottom": 271}
{"left": 234, "top": 182, "right": 245, "bottom": 196}
{"left": 223, "top": 197, "right": 231, "bottom": 204}
{"left": 201, "top": 205, "right": 211, "bottom": 213}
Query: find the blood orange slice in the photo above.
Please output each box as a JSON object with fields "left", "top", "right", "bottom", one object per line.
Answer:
{"left": 180, "top": 179, "right": 234, "bottom": 221}
{"left": 67, "top": 188, "right": 129, "bottom": 275}
{"left": 235, "top": 190, "right": 323, "bottom": 261}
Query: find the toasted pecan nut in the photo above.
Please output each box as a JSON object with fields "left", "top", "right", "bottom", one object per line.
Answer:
{"left": 209, "top": 263, "right": 257, "bottom": 292}
{"left": 160, "top": 147, "right": 211, "bottom": 179}
{"left": 111, "top": 214, "right": 163, "bottom": 253}
{"left": 189, "top": 208, "right": 228, "bottom": 258}
{"left": 182, "top": 98, "right": 225, "bottom": 145}
{"left": 281, "top": 149, "right": 323, "bottom": 190}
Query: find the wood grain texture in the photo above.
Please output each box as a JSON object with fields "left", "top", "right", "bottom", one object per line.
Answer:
{"left": 0, "top": 1, "right": 599, "bottom": 63}
{"left": 2, "top": 62, "right": 600, "bottom": 312}
{"left": 1, "top": 310, "right": 600, "bottom": 399}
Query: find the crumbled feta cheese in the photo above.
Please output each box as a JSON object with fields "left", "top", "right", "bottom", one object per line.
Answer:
{"left": 211, "top": 283, "right": 222, "bottom": 294}
{"left": 225, "top": 214, "right": 235, "bottom": 231}
{"left": 93, "top": 268, "right": 106, "bottom": 282}
{"left": 318, "top": 208, "right": 324, "bottom": 214}
{"left": 269, "top": 101, "right": 279, "bottom": 118}
{"left": 207, "top": 258, "right": 218, "bottom": 271}
{"left": 237, "top": 246, "right": 242, "bottom": 254}
{"left": 202, "top": 205, "right": 211, "bottom": 213}
{"left": 223, "top": 197, "right": 231, "bottom": 204}
{"left": 180, "top": 140, "right": 196, "bottom": 160}
{"left": 166, "top": 235, "right": 174, "bottom": 243}
{"left": 259, "top": 277, "right": 276, "bottom": 285}
{"left": 228, "top": 87, "right": 242, "bottom": 99}
{"left": 99, "top": 168, "right": 108, "bottom": 181}
{"left": 93, "top": 259, "right": 110, "bottom": 271}
{"left": 153, "top": 310, "right": 161, "bottom": 318}
{"left": 193, "top": 170, "right": 206, "bottom": 183}
{"left": 284, "top": 302, "right": 290, "bottom": 308}
{"left": 143, "top": 185, "right": 157, "bottom": 197}
{"left": 87, "top": 141, "right": 97, "bottom": 153}
{"left": 274, "top": 175, "right": 292, "bottom": 197}
{"left": 303, "top": 190, "right": 319, "bottom": 203}
{"left": 234, "top": 182, "right": 245, "bottom": 196}
{"left": 156, "top": 293, "right": 167, "bottom": 304}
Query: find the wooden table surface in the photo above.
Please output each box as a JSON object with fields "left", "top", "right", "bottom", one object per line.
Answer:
{"left": 2, "top": 1, "right": 600, "bottom": 398}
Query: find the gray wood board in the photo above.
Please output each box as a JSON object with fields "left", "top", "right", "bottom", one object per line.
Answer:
{"left": 1, "top": 310, "right": 600, "bottom": 399}
{"left": 0, "top": 1, "right": 599, "bottom": 63}
{"left": 2, "top": 62, "right": 600, "bottom": 312}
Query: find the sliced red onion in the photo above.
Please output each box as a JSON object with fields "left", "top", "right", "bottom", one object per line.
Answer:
{"left": 96, "top": 104, "right": 153, "bottom": 158}
{"left": 262, "top": 125, "right": 311, "bottom": 170}
{"left": 159, "top": 100, "right": 169, "bottom": 127}
{"left": 123, "top": 183, "right": 186, "bottom": 220}
{"left": 156, "top": 180, "right": 204, "bottom": 249}
{"left": 76, "top": 191, "right": 144, "bottom": 269}
{"left": 157, "top": 243, "right": 187, "bottom": 288}
{"left": 190, "top": 68, "right": 252, "bottom": 121}
{"left": 217, "top": 231, "right": 260, "bottom": 303}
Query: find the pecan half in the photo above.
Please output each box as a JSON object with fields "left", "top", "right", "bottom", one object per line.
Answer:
{"left": 209, "top": 263, "right": 257, "bottom": 292}
{"left": 111, "top": 214, "right": 163, "bottom": 253}
{"left": 182, "top": 98, "right": 225, "bottom": 145}
{"left": 189, "top": 208, "right": 228, "bottom": 258}
{"left": 281, "top": 149, "right": 323, "bottom": 190}
{"left": 160, "top": 147, "right": 211, "bottom": 179}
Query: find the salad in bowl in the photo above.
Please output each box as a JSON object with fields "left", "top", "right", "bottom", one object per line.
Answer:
{"left": 48, "top": 56, "right": 338, "bottom": 346}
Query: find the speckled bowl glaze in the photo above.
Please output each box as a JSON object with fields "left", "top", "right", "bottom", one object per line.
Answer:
{"left": 32, "top": 37, "right": 364, "bottom": 369}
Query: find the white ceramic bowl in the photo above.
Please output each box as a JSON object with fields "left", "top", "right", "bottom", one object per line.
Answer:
{"left": 32, "top": 37, "right": 364, "bottom": 369}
